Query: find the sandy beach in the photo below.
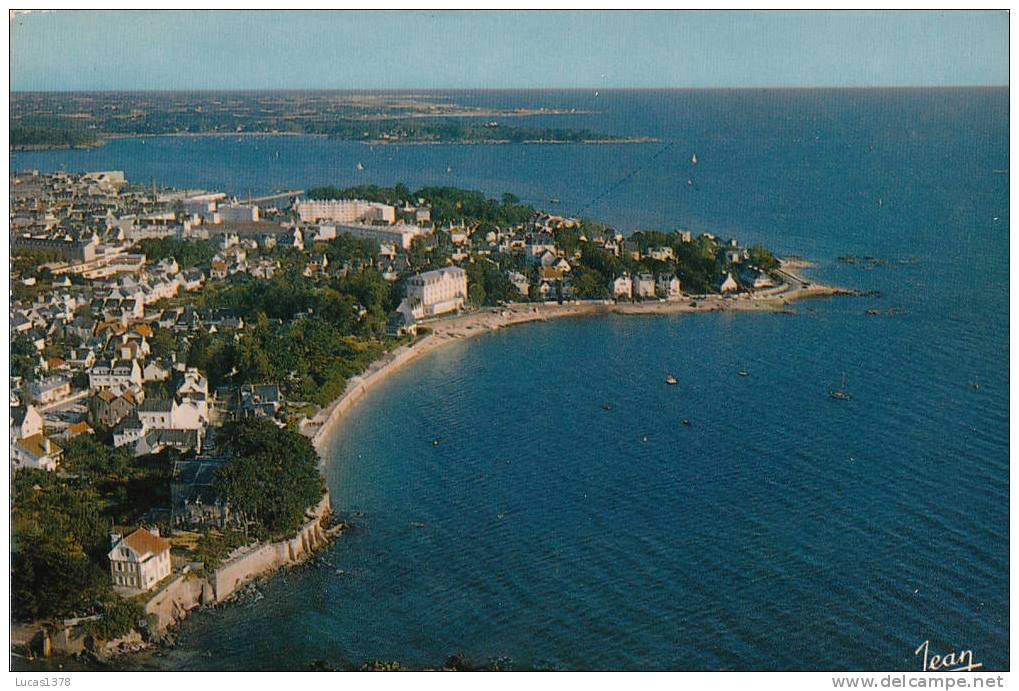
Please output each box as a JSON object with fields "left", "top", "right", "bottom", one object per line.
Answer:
{"left": 303, "top": 260, "right": 853, "bottom": 453}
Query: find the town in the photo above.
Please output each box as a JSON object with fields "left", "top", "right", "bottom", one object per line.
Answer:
{"left": 10, "top": 170, "right": 783, "bottom": 657}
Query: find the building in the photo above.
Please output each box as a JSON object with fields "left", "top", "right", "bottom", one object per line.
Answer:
{"left": 328, "top": 223, "right": 426, "bottom": 250}
{"left": 656, "top": 274, "right": 682, "bottom": 300}
{"left": 612, "top": 273, "right": 633, "bottom": 299}
{"left": 719, "top": 272, "right": 739, "bottom": 293}
{"left": 239, "top": 384, "right": 284, "bottom": 419}
{"left": 27, "top": 376, "right": 71, "bottom": 405}
{"left": 12, "top": 433, "right": 63, "bottom": 471}
{"left": 507, "top": 271, "right": 530, "bottom": 298}
{"left": 10, "top": 405, "right": 44, "bottom": 441}
{"left": 88, "top": 390, "right": 137, "bottom": 429}
{"left": 89, "top": 359, "right": 143, "bottom": 391}
{"left": 295, "top": 199, "right": 396, "bottom": 225}
{"left": 217, "top": 204, "right": 260, "bottom": 223}
{"left": 171, "top": 457, "right": 234, "bottom": 527}
{"left": 635, "top": 273, "right": 657, "bottom": 299}
{"left": 108, "top": 527, "right": 171, "bottom": 594}
{"left": 11, "top": 234, "right": 98, "bottom": 262}
{"left": 403, "top": 266, "right": 468, "bottom": 317}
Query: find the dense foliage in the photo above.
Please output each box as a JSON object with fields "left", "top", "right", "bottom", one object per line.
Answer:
{"left": 213, "top": 419, "right": 326, "bottom": 539}
{"left": 11, "top": 126, "right": 101, "bottom": 148}
{"left": 136, "top": 238, "right": 218, "bottom": 269}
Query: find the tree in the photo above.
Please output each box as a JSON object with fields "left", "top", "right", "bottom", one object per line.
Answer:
{"left": 214, "top": 419, "right": 326, "bottom": 539}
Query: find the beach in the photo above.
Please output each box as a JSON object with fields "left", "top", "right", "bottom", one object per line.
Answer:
{"left": 303, "top": 260, "right": 851, "bottom": 453}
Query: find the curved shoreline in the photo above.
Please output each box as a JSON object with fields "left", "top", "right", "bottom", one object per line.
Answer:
{"left": 303, "top": 260, "right": 852, "bottom": 455}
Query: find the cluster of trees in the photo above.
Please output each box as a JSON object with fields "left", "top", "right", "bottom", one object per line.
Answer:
{"left": 186, "top": 259, "right": 398, "bottom": 404}
{"left": 136, "top": 238, "right": 218, "bottom": 269}
{"left": 11, "top": 126, "right": 101, "bottom": 149}
{"left": 319, "top": 120, "right": 631, "bottom": 144}
{"left": 213, "top": 419, "right": 326, "bottom": 539}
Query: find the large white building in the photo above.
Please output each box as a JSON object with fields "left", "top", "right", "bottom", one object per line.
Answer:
{"left": 404, "top": 266, "right": 468, "bottom": 317}
{"left": 296, "top": 199, "right": 396, "bottom": 225}
{"left": 218, "top": 204, "right": 260, "bottom": 223}
{"left": 108, "top": 527, "right": 171, "bottom": 594}
{"left": 327, "top": 223, "right": 426, "bottom": 250}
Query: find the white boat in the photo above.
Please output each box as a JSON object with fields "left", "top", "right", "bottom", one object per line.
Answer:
{"left": 356, "top": 162, "right": 365, "bottom": 171}
{"left": 829, "top": 373, "right": 851, "bottom": 401}
{"left": 665, "top": 374, "right": 678, "bottom": 385}
{"left": 691, "top": 153, "right": 698, "bottom": 165}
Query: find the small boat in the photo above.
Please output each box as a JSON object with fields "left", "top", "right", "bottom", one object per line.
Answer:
{"left": 829, "top": 372, "right": 851, "bottom": 401}
{"left": 600, "top": 404, "right": 612, "bottom": 412}
{"left": 411, "top": 522, "right": 427, "bottom": 529}
{"left": 665, "top": 374, "right": 678, "bottom": 385}
{"left": 550, "top": 196, "right": 560, "bottom": 204}
{"left": 681, "top": 419, "right": 691, "bottom": 426}
{"left": 431, "top": 439, "right": 440, "bottom": 446}
{"left": 356, "top": 162, "right": 365, "bottom": 171}
{"left": 446, "top": 165, "right": 453, "bottom": 173}
{"left": 737, "top": 370, "right": 750, "bottom": 377}
{"left": 691, "top": 153, "right": 698, "bottom": 165}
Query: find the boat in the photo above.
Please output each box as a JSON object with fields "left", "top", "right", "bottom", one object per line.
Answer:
{"left": 665, "top": 374, "right": 678, "bottom": 385}
{"left": 681, "top": 419, "right": 691, "bottom": 426}
{"left": 691, "top": 153, "right": 698, "bottom": 165}
{"left": 829, "top": 373, "right": 852, "bottom": 401}
{"left": 356, "top": 162, "right": 365, "bottom": 171}
{"left": 601, "top": 404, "right": 612, "bottom": 412}
{"left": 446, "top": 165, "right": 453, "bottom": 173}
{"left": 737, "top": 370, "right": 750, "bottom": 377}
{"left": 431, "top": 439, "right": 440, "bottom": 446}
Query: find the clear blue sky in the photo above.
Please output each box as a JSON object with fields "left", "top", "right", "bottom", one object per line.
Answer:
{"left": 10, "top": 10, "right": 1008, "bottom": 91}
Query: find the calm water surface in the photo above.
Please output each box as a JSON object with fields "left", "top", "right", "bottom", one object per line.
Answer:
{"left": 12, "top": 89, "right": 1008, "bottom": 670}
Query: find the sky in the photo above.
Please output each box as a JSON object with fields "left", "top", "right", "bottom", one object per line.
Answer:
{"left": 9, "top": 10, "right": 1009, "bottom": 91}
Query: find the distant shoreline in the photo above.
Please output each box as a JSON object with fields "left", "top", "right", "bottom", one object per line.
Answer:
{"left": 304, "top": 260, "right": 854, "bottom": 455}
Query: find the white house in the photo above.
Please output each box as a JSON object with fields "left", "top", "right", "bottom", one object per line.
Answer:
{"left": 11, "top": 405, "right": 44, "bottom": 441}
{"left": 27, "top": 376, "right": 71, "bottom": 405}
{"left": 90, "top": 359, "right": 143, "bottom": 392}
{"left": 656, "top": 274, "right": 682, "bottom": 300}
{"left": 403, "top": 266, "right": 468, "bottom": 317}
{"left": 612, "top": 273, "right": 633, "bottom": 299}
{"left": 719, "top": 272, "right": 739, "bottom": 293}
{"left": 108, "top": 527, "right": 172, "bottom": 594}
{"left": 12, "top": 433, "right": 63, "bottom": 472}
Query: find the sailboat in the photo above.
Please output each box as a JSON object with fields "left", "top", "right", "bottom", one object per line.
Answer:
{"left": 665, "top": 374, "right": 678, "bottom": 385}
{"left": 691, "top": 153, "right": 698, "bottom": 165}
{"left": 829, "top": 373, "right": 851, "bottom": 401}
{"left": 356, "top": 162, "right": 365, "bottom": 171}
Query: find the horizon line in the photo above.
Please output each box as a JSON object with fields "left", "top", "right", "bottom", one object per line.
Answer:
{"left": 10, "top": 85, "right": 1009, "bottom": 94}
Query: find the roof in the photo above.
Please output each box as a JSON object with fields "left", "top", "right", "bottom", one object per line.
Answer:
{"left": 16, "top": 433, "right": 62, "bottom": 458}
{"left": 120, "top": 528, "right": 170, "bottom": 558}
{"left": 139, "top": 398, "right": 174, "bottom": 412}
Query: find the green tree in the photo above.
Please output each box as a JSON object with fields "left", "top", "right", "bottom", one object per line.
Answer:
{"left": 213, "top": 419, "right": 326, "bottom": 539}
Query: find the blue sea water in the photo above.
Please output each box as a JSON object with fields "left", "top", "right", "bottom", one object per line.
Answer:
{"left": 11, "top": 89, "right": 1008, "bottom": 670}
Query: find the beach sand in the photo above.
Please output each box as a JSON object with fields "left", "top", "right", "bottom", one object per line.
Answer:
{"left": 303, "top": 260, "right": 852, "bottom": 454}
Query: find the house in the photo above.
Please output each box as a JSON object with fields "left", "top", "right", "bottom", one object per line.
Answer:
{"left": 108, "top": 527, "right": 171, "bottom": 594}
{"left": 239, "top": 384, "right": 284, "bottom": 419}
{"left": 143, "top": 361, "right": 171, "bottom": 382}
{"left": 719, "top": 272, "right": 739, "bottom": 293}
{"left": 171, "top": 457, "right": 234, "bottom": 527}
{"left": 403, "top": 266, "right": 468, "bottom": 318}
{"left": 10, "top": 405, "right": 44, "bottom": 441}
{"left": 635, "top": 273, "right": 657, "bottom": 299}
{"left": 612, "top": 273, "right": 633, "bottom": 299}
{"left": 12, "top": 433, "right": 63, "bottom": 472}
{"left": 507, "top": 271, "right": 530, "bottom": 298}
{"left": 90, "top": 359, "right": 143, "bottom": 391}
{"left": 649, "top": 246, "right": 675, "bottom": 261}
{"left": 88, "top": 390, "right": 137, "bottom": 429}
{"left": 27, "top": 376, "right": 71, "bottom": 405}
{"left": 656, "top": 274, "right": 682, "bottom": 300}
{"left": 740, "top": 267, "right": 775, "bottom": 290}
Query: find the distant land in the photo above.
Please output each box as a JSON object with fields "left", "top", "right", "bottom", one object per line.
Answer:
{"left": 9, "top": 91, "right": 655, "bottom": 147}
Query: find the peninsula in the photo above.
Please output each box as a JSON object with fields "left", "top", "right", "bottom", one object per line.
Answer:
{"left": 9, "top": 171, "right": 851, "bottom": 663}
{"left": 9, "top": 91, "right": 654, "bottom": 148}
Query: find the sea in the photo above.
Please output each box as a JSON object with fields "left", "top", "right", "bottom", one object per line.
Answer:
{"left": 10, "top": 89, "right": 1009, "bottom": 671}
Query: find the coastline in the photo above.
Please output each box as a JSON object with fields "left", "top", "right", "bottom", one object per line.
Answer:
{"left": 303, "top": 260, "right": 852, "bottom": 454}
